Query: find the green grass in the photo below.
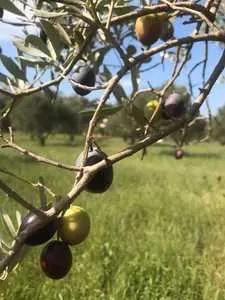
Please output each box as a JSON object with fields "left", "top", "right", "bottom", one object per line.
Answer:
{"left": 1, "top": 134, "right": 225, "bottom": 299}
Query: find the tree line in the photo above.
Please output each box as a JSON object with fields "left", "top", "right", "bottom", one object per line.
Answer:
{"left": 0, "top": 89, "right": 224, "bottom": 147}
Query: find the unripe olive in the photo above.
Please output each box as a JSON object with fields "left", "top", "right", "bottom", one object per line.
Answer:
{"left": 58, "top": 205, "right": 91, "bottom": 246}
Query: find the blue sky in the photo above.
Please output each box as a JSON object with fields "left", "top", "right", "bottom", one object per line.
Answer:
{"left": 0, "top": 3, "right": 224, "bottom": 116}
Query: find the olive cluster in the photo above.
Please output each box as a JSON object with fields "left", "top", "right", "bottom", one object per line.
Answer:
{"left": 19, "top": 149, "right": 113, "bottom": 279}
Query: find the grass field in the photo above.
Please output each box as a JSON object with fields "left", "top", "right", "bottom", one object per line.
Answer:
{"left": 1, "top": 134, "right": 225, "bottom": 300}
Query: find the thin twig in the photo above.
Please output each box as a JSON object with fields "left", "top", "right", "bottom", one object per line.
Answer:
{"left": 1, "top": 141, "right": 80, "bottom": 172}
{"left": 0, "top": 179, "right": 46, "bottom": 219}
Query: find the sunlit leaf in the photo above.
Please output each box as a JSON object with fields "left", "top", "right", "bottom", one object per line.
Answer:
{"left": 16, "top": 211, "right": 22, "bottom": 230}
{"left": 13, "top": 39, "right": 51, "bottom": 59}
{"left": 18, "top": 56, "right": 46, "bottom": 68}
{"left": 40, "top": 20, "right": 63, "bottom": 59}
{"left": 33, "top": 9, "right": 68, "bottom": 18}
{"left": 53, "top": 23, "right": 72, "bottom": 47}
{"left": 25, "top": 35, "right": 51, "bottom": 57}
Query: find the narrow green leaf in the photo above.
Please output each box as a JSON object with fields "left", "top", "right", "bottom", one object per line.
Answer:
{"left": 25, "top": 34, "right": 51, "bottom": 57}
{"left": 33, "top": 9, "right": 68, "bottom": 18}
{"left": 0, "top": 0, "right": 25, "bottom": 17}
{"left": 16, "top": 211, "right": 22, "bottom": 230}
{"left": 13, "top": 39, "right": 51, "bottom": 59}
{"left": 2, "top": 214, "right": 16, "bottom": 238}
{"left": 40, "top": 20, "right": 63, "bottom": 59}
{"left": 0, "top": 55, "right": 26, "bottom": 81}
{"left": 0, "top": 100, "right": 14, "bottom": 121}
{"left": 0, "top": 73, "right": 10, "bottom": 86}
{"left": 0, "top": 241, "right": 9, "bottom": 255}
{"left": 18, "top": 56, "right": 46, "bottom": 68}
{"left": 54, "top": 23, "right": 72, "bottom": 47}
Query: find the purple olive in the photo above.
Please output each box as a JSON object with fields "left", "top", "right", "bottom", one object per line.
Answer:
{"left": 75, "top": 148, "right": 113, "bottom": 193}
{"left": 72, "top": 65, "right": 96, "bottom": 96}
{"left": 162, "top": 93, "right": 186, "bottom": 119}
{"left": 19, "top": 210, "right": 57, "bottom": 246}
{"left": 40, "top": 240, "right": 72, "bottom": 280}
{"left": 175, "top": 149, "right": 184, "bottom": 159}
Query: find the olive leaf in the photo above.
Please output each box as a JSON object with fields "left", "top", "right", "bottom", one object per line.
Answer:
{"left": 25, "top": 35, "right": 51, "bottom": 57}
{"left": 2, "top": 213, "right": 17, "bottom": 239}
{"left": 0, "top": 99, "right": 14, "bottom": 121}
{"left": 33, "top": 9, "right": 68, "bottom": 18}
{"left": 13, "top": 38, "right": 52, "bottom": 60}
{"left": 0, "top": 55, "right": 27, "bottom": 82}
{"left": 40, "top": 20, "right": 63, "bottom": 60}
{"left": 0, "top": 0, "right": 25, "bottom": 17}
{"left": 18, "top": 56, "right": 46, "bottom": 68}
{"left": 16, "top": 211, "right": 22, "bottom": 231}
{"left": 53, "top": 23, "right": 72, "bottom": 47}
{"left": 0, "top": 73, "right": 11, "bottom": 86}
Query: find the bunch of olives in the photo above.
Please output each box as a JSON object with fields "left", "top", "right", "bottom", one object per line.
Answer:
{"left": 19, "top": 148, "right": 113, "bottom": 279}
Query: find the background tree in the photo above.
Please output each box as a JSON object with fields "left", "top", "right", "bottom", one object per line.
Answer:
{"left": 212, "top": 105, "right": 225, "bottom": 145}
{"left": 12, "top": 94, "right": 55, "bottom": 146}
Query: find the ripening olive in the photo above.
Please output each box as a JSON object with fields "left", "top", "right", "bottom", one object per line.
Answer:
{"left": 135, "top": 13, "right": 168, "bottom": 46}
{"left": 57, "top": 205, "right": 91, "bottom": 246}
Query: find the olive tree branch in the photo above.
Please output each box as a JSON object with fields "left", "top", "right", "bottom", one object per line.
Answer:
{"left": 80, "top": 30, "right": 225, "bottom": 167}
{"left": 106, "top": 0, "right": 115, "bottom": 30}
{"left": 161, "top": 0, "right": 218, "bottom": 29}
{"left": 110, "top": 2, "right": 215, "bottom": 26}
{"left": 1, "top": 141, "right": 80, "bottom": 172}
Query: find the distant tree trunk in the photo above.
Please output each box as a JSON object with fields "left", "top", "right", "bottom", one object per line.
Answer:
{"left": 38, "top": 134, "right": 46, "bottom": 146}
{"left": 69, "top": 134, "right": 74, "bottom": 143}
